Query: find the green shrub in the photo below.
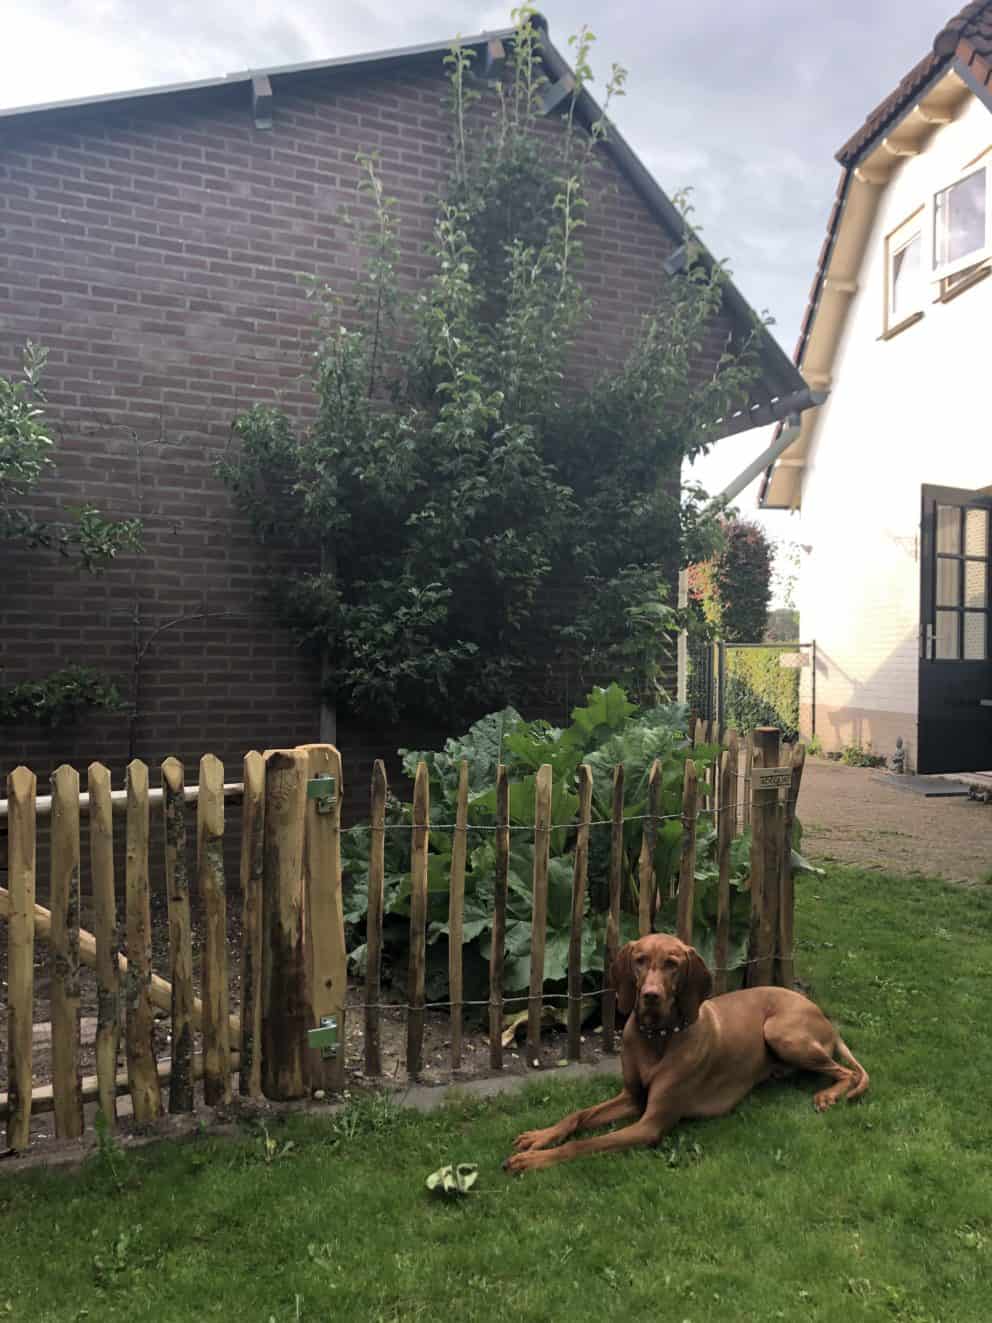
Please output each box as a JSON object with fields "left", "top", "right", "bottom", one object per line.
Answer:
{"left": 723, "top": 646, "right": 799, "bottom": 739}
{"left": 840, "top": 744, "right": 886, "bottom": 768}
{"left": 688, "top": 518, "right": 774, "bottom": 643}
{"left": 342, "top": 685, "right": 755, "bottom": 1009}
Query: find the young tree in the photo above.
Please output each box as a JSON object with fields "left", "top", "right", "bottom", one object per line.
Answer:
{"left": 220, "top": 9, "right": 763, "bottom": 727}
{"left": 1, "top": 344, "right": 141, "bottom": 567}
{"left": 1, "top": 343, "right": 142, "bottom": 724}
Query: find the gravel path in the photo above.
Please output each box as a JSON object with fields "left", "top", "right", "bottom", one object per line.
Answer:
{"left": 797, "top": 758, "right": 991, "bottom": 884}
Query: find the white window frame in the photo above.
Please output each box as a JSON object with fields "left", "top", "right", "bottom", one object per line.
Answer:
{"left": 930, "top": 161, "right": 992, "bottom": 283}
{"left": 884, "top": 209, "right": 923, "bottom": 334}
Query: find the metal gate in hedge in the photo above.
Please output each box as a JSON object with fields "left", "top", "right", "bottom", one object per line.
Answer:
{"left": 687, "top": 638, "right": 816, "bottom": 740}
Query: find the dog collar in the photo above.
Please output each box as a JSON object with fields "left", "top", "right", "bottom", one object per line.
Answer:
{"left": 638, "top": 1018, "right": 687, "bottom": 1040}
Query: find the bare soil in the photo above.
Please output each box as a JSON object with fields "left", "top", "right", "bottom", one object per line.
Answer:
{"left": 797, "top": 758, "right": 992, "bottom": 884}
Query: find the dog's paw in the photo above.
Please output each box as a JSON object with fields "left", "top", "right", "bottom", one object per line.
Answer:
{"left": 512, "top": 1129, "right": 548, "bottom": 1153}
{"left": 503, "top": 1149, "right": 544, "bottom": 1174}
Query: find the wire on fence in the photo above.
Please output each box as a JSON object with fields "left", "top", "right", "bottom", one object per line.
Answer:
{"left": 347, "top": 949, "right": 800, "bottom": 1014}
{"left": 344, "top": 802, "right": 740, "bottom": 835}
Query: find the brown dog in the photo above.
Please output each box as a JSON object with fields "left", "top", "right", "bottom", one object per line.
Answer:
{"left": 504, "top": 933, "right": 868, "bottom": 1173}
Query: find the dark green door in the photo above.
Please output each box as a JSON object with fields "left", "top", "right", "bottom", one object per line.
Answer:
{"left": 918, "top": 485, "right": 992, "bottom": 773}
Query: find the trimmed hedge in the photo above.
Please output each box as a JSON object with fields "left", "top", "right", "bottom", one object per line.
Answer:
{"left": 724, "top": 646, "right": 799, "bottom": 739}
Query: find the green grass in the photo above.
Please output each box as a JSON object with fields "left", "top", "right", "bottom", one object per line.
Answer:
{"left": 3, "top": 868, "right": 991, "bottom": 1323}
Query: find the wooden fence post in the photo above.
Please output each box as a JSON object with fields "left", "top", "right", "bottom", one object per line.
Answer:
{"left": 198, "top": 754, "right": 230, "bottom": 1106}
{"left": 742, "top": 732, "right": 753, "bottom": 831}
{"left": 365, "top": 761, "right": 387, "bottom": 1077}
{"left": 239, "top": 752, "right": 265, "bottom": 1098}
{"left": 676, "top": 760, "right": 698, "bottom": 945}
{"left": 6, "top": 767, "right": 37, "bottom": 1152}
{"left": 489, "top": 766, "right": 509, "bottom": 1071}
{"left": 638, "top": 759, "right": 661, "bottom": 932}
{"left": 778, "top": 744, "right": 807, "bottom": 989}
{"left": 261, "top": 749, "right": 309, "bottom": 1101}
{"left": 88, "top": 763, "right": 120, "bottom": 1128}
{"left": 567, "top": 765, "right": 592, "bottom": 1061}
{"left": 713, "top": 751, "right": 733, "bottom": 995}
{"left": 301, "top": 744, "right": 347, "bottom": 1094}
{"left": 406, "top": 762, "right": 430, "bottom": 1079}
{"left": 125, "top": 760, "right": 162, "bottom": 1122}
{"left": 725, "top": 728, "right": 740, "bottom": 837}
{"left": 50, "top": 765, "right": 83, "bottom": 1139}
{"left": 527, "top": 764, "right": 552, "bottom": 1064}
{"left": 448, "top": 760, "right": 469, "bottom": 1073}
{"left": 162, "top": 758, "right": 194, "bottom": 1114}
{"left": 747, "top": 728, "right": 781, "bottom": 987}
{"left": 601, "top": 763, "right": 625, "bottom": 1054}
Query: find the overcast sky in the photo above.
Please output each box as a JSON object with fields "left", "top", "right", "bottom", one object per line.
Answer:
{"left": 1, "top": 0, "right": 957, "bottom": 548}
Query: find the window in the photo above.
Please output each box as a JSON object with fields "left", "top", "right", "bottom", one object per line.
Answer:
{"left": 884, "top": 211, "right": 923, "bottom": 333}
{"left": 891, "top": 233, "right": 921, "bottom": 321}
{"left": 932, "top": 165, "right": 990, "bottom": 280}
{"left": 933, "top": 504, "right": 989, "bottom": 660}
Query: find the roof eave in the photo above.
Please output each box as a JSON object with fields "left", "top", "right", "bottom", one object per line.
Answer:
{"left": 759, "top": 42, "right": 992, "bottom": 510}
{"left": 0, "top": 26, "right": 518, "bottom": 123}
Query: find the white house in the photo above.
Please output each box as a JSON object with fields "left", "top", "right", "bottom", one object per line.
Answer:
{"left": 760, "top": 1, "right": 992, "bottom": 774}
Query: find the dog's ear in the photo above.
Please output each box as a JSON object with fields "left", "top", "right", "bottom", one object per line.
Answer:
{"left": 610, "top": 942, "right": 638, "bottom": 1017}
{"left": 676, "top": 946, "right": 713, "bottom": 1027}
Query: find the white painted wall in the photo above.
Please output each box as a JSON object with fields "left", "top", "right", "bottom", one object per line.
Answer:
{"left": 799, "top": 94, "right": 992, "bottom": 763}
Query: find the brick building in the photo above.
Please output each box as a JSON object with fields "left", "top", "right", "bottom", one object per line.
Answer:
{"left": 0, "top": 19, "right": 807, "bottom": 815}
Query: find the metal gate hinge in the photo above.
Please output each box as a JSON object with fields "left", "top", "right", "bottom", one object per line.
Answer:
{"left": 306, "top": 773, "right": 337, "bottom": 813}
{"left": 307, "top": 1015, "right": 338, "bottom": 1059}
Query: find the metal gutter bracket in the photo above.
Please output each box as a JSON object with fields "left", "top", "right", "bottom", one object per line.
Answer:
{"left": 252, "top": 74, "right": 273, "bottom": 130}
{"left": 541, "top": 73, "right": 575, "bottom": 115}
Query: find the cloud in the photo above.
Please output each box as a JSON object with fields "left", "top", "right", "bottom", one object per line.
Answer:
{"left": 2, "top": 0, "right": 956, "bottom": 524}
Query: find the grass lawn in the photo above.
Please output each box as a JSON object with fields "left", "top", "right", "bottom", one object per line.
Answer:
{"left": 2, "top": 867, "right": 990, "bottom": 1323}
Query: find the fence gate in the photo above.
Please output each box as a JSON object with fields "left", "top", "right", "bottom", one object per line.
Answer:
{"left": 686, "top": 637, "right": 719, "bottom": 729}
{"left": 687, "top": 638, "right": 816, "bottom": 740}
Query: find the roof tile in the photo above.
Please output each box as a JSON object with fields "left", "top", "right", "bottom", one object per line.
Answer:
{"left": 837, "top": 0, "right": 992, "bottom": 165}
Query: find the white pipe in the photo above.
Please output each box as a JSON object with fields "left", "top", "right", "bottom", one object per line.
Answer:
{"left": 713, "top": 421, "right": 803, "bottom": 508}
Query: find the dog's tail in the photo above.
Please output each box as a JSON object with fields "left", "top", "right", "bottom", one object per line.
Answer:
{"left": 835, "top": 1037, "right": 870, "bottom": 1101}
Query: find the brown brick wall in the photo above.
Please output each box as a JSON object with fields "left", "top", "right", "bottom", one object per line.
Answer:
{"left": 0, "top": 60, "right": 733, "bottom": 827}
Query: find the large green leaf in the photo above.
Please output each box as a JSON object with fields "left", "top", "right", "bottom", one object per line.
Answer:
{"left": 400, "top": 706, "right": 523, "bottom": 796}
{"left": 473, "top": 773, "right": 579, "bottom": 853}
{"left": 566, "top": 682, "right": 637, "bottom": 748}
{"left": 502, "top": 721, "right": 580, "bottom": 779}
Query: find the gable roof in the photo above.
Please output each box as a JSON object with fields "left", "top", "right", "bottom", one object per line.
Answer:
{"left": 837, "top": 1, "right": 992, "bottom": 166}
{"left": 0, "top": 16, "right": 808, "bottom": 438}
{"left": 760, "top": 1, "right": 992, "bottom": 507}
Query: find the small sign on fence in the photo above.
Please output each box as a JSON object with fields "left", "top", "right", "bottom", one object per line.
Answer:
{"left": 753, "top": 766, "right": 793, "bottom": 791}
{"left": 778, "top": 652, "right": 809, "bottom": 669}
